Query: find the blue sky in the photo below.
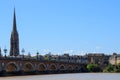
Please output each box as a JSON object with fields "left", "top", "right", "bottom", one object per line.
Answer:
{"left": 0, "top": 0, "right": 120, "bottom": 55}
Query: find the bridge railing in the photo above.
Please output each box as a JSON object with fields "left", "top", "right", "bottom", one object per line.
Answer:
{"left": 0, "top": 56, "right": 82, "bottom": 64}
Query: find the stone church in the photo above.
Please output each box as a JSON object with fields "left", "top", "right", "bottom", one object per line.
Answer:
{"left": 10, "top": 9, "right": 20, "bottom": 56}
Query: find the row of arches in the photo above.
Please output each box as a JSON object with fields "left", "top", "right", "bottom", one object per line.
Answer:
{"left": 0, "top": 62, "right": 80, "bottom": 73}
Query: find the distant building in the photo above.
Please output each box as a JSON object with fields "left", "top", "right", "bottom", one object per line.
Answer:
{"left": 80, "top": 56, "right": 88, "bottom": 64}
{"left": 59, "top": 54, "right": 70, "bottom": 62}
{"left": 86, "top": 53, "right": 109, "bottom": 65}
{"left": 38, "top": 55, "right": 44, "bottom": 60}
{"left": 109, "top": 53, "right": 120, "bottom": 65}
{"left": 46, "top": 53, "right": 88, "bottom": 64}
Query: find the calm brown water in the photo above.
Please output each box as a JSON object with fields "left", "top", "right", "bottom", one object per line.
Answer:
{"left": 0, "top": 73, "right": 120, "bottom": 80}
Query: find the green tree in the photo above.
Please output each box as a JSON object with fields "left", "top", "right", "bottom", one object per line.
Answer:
{"left": 115, "top": 63, "right": 120, "bottom": 72}
{"left": 103, "top": 64, "right": 115, "bottom": 72}
{"left": 87, "top": 64, "right": 100, "bottom": 72}
{"left": 117, "top": 63, "right": 120, "bottom": 71}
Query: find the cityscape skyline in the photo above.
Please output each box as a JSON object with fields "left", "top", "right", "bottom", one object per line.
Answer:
{"left": 0, "top": 0, "right": 120, "bottom": 55}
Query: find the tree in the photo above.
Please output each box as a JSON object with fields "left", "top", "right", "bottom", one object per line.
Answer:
{"left": 115, "top": 63, "right": 120, "bottom": 72}
{"left": 103, "top": 63, "right": 120, "bottom": 73}
{"left": 103, "top": 64, "right": 115, "bottom": 72}
{"left": 87, "top": 64, "right": 100, "bottom": 72}
{"left": 117, "top": 63, "right": 120, "bottom": 71}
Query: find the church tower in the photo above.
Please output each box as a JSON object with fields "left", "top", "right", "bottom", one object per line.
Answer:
{"left": 10, "top": 9, "right": 20, "bottom": 56}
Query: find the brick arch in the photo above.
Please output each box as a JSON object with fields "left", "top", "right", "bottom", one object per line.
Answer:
{"left": 6, "top": 62, "right": 19, "bottom": 72}
{"left": 74, "top": 66, "right": 80, "bottom": 70}
{"left": 49, "top": 64, "right": 57, "bottom": 70}
{"left": 59, "top": 64, "right": 66, "bottom": 70}
{"left": 38, "top": 63, "right": 47, "bottom": 71}
{"left": 67, "top": 65, "right": 73, "bottom": 70}
{"left": 22, "top": 62, "right": 34, "bottom": 72}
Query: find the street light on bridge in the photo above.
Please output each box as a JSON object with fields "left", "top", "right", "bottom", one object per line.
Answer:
{"left": 21, "top": 48, "right": 25, "bottom": 59}
{"left": 36, "top": 51, "right": 39, "bottom": 60}
{"left": 4, "top": 47, "right": 7, "bottom": 58}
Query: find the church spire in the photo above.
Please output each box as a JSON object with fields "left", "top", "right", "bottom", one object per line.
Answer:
{"left": 13, "top": 8, "right": 17, "bottom": 32}
{"left": 0, "top": 47, "right": 1, "bottom": 57}
{"left": 10, "top": 8, "right": 20, "bottom": 56}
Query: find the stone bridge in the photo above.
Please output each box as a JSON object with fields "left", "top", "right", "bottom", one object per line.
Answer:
{"left": 0, "top": 58, "right": 85, "bottom": 75}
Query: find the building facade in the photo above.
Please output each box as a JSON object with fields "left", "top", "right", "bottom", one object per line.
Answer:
{"left": 86, "top": 53, "right": 109, "bottom": 65}
{"left": 109, "top": 53, "right": 120, "bottom": 65}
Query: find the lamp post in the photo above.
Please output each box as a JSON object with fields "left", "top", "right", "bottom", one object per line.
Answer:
{"left": 4, "top": 47, "right": 7, "bottom": 58}
{"left": 36, "top": 52, "right": 39, "bottom": 60}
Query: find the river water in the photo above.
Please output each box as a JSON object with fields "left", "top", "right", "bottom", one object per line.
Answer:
{"left": 0, "top": 73, "right": 120, "bottom": 80}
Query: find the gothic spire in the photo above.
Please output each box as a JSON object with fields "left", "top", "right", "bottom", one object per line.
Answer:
{"left": 0, "top": 47, "right": 1, "bottom": 55}
{"left": 13, "top": 8, "right": 17, "bottom": 32}
{"left": 10, "top": 8, "right": 20, "bottom": 56}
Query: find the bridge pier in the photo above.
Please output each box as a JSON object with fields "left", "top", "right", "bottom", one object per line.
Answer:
{"left": 38, "top": 71, "right": 47, "bottom": 74}
{"left": 34, "top": 70, "right": 39, "bottom": 75}
{"left": 18, "top": 70, "right": 24, "bottom": 75}
{"left": 59, "top": 70, "right": 66, "bottom": 73}
{"left": 0, "top": 70, "right": 7, "bottom": 76}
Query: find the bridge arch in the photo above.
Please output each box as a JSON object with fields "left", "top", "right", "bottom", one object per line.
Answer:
{"left": 23, "top": 62, "right": 34, "bottom": 72}
{"left": 67, "top": 65, "right": 73, "bottom": 70}
{"left": 6, "top": 62, "right": 19, "bottom": 72}
{"left": 59, "top": 64, "right": 66, "bottom": 70}
{"left": 38, "top": 63, "right": 47, "bottom": 71}
{"left": 49, "top": 64, "right": 57, "bottom": 70}
{"left": 74, "top": 66, "right": 80, "bottom": 70}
